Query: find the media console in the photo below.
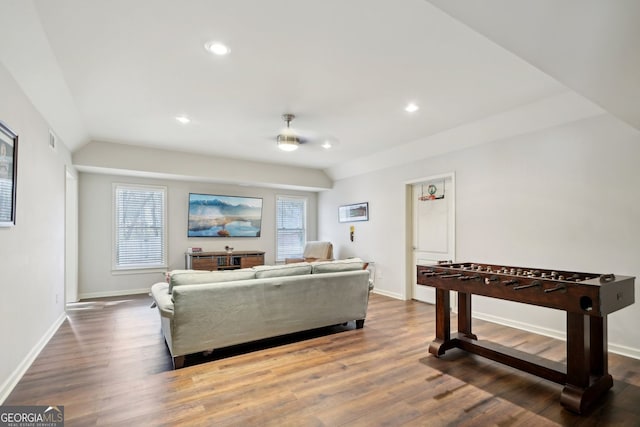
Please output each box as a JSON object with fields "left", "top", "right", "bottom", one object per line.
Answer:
{"left": 417, "top": 262, "right": 635, "bottom": 414}
{"left": 185, "top": 251, "right": 264, "bottom": 271}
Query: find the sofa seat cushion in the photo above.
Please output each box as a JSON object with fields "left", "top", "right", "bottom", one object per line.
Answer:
{"left": 253, "top": 262, "right": 312, "bottom": 278}
{"left": 169, "top": 269, "right": 256, "bottom": 293}
{"left": 311, "top": 258, "right": 365, "bottom": 274}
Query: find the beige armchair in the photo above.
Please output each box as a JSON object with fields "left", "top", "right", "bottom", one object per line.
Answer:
{"left": 285, "top": 241, "right": 333, "bottom": 264}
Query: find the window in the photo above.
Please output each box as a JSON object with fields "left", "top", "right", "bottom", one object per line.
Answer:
{"left": 113, "top": 184, "right": 167, "bottom": 270}
{"left": 276, "top": 195, "right": 307, "bottom": 262}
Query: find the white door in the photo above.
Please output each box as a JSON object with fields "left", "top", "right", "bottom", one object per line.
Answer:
{"left": 411, "top": 174, "right": 455, "bottom": 303}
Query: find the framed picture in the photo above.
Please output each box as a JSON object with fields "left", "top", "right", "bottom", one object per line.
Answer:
{"left": 0, "top": 121, "right": 18, "bottom": 227}
{"left": 339, "top": 202, "right": 369, "bottom": 223}
{"left": 188, "top": 193, "right": 263, "bottom": 237}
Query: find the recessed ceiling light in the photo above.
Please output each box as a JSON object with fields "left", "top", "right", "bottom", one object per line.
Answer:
{"left": 321, "top": 141, "right": 332, "bottom": 149}
{"left": 175, "top": 115, "right": 191, "bottom": 124}
{"left": 204, "top": 41, "right": 230, "bottom": 56}
{"left": 405, "top": 103, "right": 419, "bottom": 113}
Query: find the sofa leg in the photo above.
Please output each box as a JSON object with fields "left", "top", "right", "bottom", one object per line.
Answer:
{"left": 172, "top": 355, "right": 185, "bottom": 369}
{"left": 356, "top": 319, "right": 365, "bottom": 329}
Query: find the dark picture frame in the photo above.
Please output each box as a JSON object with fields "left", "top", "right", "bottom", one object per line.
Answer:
{"left": 0, "top": 121, "right": 18, "bottom": 227}
{"left": 338, "top": 202, "right": 369, "bottom": 223}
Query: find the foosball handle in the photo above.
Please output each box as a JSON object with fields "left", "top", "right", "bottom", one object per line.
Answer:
{"left": 513, "top": 280, "right": 542, "bottom": 291}
{"left": 600, "top": 273, "right": 616, "bottom": 283}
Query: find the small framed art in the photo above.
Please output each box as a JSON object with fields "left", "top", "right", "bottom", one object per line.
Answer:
{"left": 338, "top": 202, "right": 368, "bottom": 223}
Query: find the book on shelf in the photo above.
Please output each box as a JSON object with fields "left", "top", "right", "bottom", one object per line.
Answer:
{"left": 187, "top": 247, "right": 202, "bottom": 253}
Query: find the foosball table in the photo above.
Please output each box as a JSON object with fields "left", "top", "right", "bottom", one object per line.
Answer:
{"left": 416, "top": 262, "right": 635, "bottom": 414}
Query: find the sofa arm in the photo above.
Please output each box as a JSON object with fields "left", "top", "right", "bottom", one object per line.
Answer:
{"left": 151, "top": 282, "right": 174, "bottom": 319}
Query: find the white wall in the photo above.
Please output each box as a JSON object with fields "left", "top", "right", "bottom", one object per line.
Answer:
{"left": 78, "top": 173, "right": 318, "bottom": 298}
{"left": 319, "top": 113, "right": 640, "bottom": 358}
{"left": 0, "top": 63, "right": 72, "bottom": 402}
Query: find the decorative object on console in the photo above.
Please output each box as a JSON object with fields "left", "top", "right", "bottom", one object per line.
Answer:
{"left": 0, "top": 120, "right": 18, "bottom": 227}
{"left": 188, "top": 193, "right": 262, "bottom": 237}
{"left": 338, "top": 202, "right": 368, "bottom": 223}
{"left": 417, "top": 262, "right": 635, "bottom": 414}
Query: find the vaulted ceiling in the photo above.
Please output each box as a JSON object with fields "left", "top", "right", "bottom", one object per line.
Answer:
{"left": 0, "top": 0, "right": 637, "bottom": 177}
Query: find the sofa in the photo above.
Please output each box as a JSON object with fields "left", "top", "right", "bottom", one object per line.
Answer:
{"left": 151, "top": 258, "right": 372, "bottom": 368}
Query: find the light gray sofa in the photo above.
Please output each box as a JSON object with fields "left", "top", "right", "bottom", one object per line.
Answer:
{"left": 151, "top": 258, "right": 372, "bottom": 368}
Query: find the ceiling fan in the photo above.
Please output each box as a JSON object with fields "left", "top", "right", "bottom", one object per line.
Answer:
{"left": 275, "top": 113, "right": 335, "bottom": 152}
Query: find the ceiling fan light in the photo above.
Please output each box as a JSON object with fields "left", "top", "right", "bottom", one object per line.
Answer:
{"left": 278, "top": 141, "right": 299, "bottom": 151}
{"left": 204, "top": 41, "right": 230, "bottom": 56}
{"left": 405, "top": 102, "right": 419, "bottom": 113}
{"left": 277, "top": 134, "right": 299, "bottom": 151}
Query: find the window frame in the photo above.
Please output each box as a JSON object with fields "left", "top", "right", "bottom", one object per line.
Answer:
{"left": 112, "top": 183, "right": 168, "bottom": 271}
{"left": 275, "top": 194, "right": 308, "bottom": 262}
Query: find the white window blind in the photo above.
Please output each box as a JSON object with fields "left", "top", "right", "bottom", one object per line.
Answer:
{"left": 276, "top": 196, "right": 307, "bottom": 261}
{"left": 0, "top": 179, "right": 11, "bottom": 221}
{"left": 114, "top": 184, "right": 167, "bottom": 270}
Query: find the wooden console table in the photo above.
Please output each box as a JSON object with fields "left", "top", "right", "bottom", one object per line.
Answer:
{"left": 185, "top": 251, "right": 264, "bottom": 271}
{"left": 417, "top": 262, "right": 635, "bottom": 414}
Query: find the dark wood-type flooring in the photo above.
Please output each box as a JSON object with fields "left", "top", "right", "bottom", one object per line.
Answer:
{"left": 6, "top": 293, "right": 640, "bottom": 426}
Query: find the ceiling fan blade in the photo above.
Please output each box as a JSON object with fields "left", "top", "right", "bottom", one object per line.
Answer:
{"left": 292, "top": 128, "right": 319, "bottom": 143}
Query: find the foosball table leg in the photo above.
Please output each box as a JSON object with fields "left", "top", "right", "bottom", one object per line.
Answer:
{"left": 429, "top": 288, "right": 458, "bottom": 356}
{"left": 458, "top": 292, "right": 478, "bottom": 340}
{"left": 560, "top": 313, "right": 613, "bottom": 414}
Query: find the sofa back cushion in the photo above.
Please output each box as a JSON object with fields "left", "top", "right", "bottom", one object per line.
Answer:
{"left": 165, "top": 269, "right": 206, "bottom": 283}
{"left": 253, "top": 263, "right": 312, "bottom": 279}
{"left": 169, "top": 269, "right": 256, "bottom": 293}
{"left": 311, "top": 258, "right": 365, "bottom": 274}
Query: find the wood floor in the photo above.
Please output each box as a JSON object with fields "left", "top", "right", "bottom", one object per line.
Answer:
{"left": 6, "top": 293, "right": 640, "bottom": 426}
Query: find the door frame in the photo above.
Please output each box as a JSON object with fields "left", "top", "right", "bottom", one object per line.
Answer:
{"left": 404, "top": 172, "right": 456, "bottom": 300}
{"left": 65, "top": 167, "right": 79, "bottom": 303}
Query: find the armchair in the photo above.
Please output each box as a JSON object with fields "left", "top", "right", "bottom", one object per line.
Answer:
{"left": 285, "top": 241, "right": 333, "bottom": 264}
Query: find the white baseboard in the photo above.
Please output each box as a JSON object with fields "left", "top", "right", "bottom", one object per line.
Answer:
{"left": 0, "top": 312, "right": 67, "bottom": 404}
{"left": 472, "top": 311, "right": 566, "bottom": 341}
{"left": 473, "top": 310, "right": 640, "bottom": 360}
{"left": 372, "top": 288, "right": 404, "bottom": 300}
{"left": 608, "top": 342, "right": 640, "bottom": 360}
{"left": 78, "top": 287, "right": 150, "bottom": 300}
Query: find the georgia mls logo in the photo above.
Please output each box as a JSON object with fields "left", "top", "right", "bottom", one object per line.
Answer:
{"left": 0, "top": 405, "right": 64, "bottom": 427}
{"left": 44, "top": 406, "right": 64, "bottom": 419}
